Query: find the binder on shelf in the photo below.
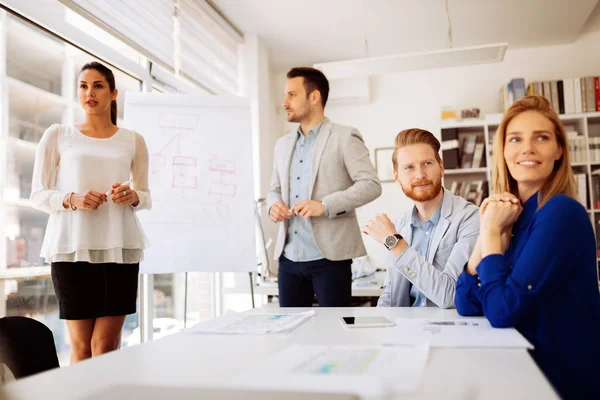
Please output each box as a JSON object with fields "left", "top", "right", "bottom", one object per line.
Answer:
{"left": 459, "top": 133, "right": 478, "bottom": 168}
{"left": 441, "top": 128, "right": 460, "bottom": 170}
{"left": 585, "top": 77, "right": 595, "bottom": 113}
{"left": 574, "top": 78, "right": 583, "bottom": 114}
{"left": 595, "top": 77, "right": 600, "bottom": 111}
{"left": 551, "top": 81, "right": 560, "bottom": 115}
{"left": 575, "top": 173, "right": 587, "bottom": 209}
{"left": 563, "top": 78, "right": 575, "bottom": 114}
{"left": 471, "top": 135, "right": 486, "bottom": 169}
{"left": 557, "top": 80, "right": 565, "bottom": 115}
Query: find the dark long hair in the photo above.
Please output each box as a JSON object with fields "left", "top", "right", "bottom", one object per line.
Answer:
{"left": 80, "top": 62, "right": 117, "bottom": 125}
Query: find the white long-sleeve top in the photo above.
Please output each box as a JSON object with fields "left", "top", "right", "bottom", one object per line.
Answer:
{"left": 30, "top": 124, "right": 151, "bottom": 264}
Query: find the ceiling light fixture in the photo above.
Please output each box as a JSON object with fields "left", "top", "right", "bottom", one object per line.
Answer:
{"left": 314, "top": 0, "right": 507, "bottom": 79}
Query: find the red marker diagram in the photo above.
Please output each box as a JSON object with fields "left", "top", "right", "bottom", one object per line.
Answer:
{"left": 146, "top": 113, "right": 239, "bottom": 223}
{"left": 209, "top": 157, "right": 237, "bottom": 201}
{"left": 150, "top": 113, "right": 200, "bottom": 196}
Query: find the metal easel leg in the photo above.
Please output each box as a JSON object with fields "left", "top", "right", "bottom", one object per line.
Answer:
{"left": 249, "top": 272, "right": 255, "bottom": 309}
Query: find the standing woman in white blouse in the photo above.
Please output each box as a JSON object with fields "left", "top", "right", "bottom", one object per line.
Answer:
{"left": 30, "top": 62, "right": 151, "bottom": 363}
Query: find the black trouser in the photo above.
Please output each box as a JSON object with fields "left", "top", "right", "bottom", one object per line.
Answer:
{"left": 277, "top": 256, "right": 352, "bottom": 307}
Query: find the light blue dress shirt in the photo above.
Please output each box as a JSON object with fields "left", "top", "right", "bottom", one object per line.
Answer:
{"left": 283, "top": 120, "right": 325, "bottom": 262}
{"left": 408, "top": 199, "right": 442, "bottom": 307}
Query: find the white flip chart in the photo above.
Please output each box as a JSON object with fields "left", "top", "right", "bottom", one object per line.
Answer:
{"left": 124, "top": 93, "right": 255, "bottom": 274}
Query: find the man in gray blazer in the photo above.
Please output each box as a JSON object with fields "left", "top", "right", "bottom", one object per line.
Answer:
{"left": 267, "top": 67, "right": 382, "bottom": 307}
{"left": 362, "top": 128, "right": 479, "bottom": 308}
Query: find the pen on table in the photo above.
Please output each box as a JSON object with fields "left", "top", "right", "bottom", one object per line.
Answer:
{"left": 105, "top": 180, "right": 131, "bottom": 196}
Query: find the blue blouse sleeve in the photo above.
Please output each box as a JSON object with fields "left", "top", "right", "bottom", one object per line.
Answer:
{"left": 476, "top": 196, "right": 593, "bottom": 328}
{"left": 455, "top": 271, "right": 484, "bottom": 316}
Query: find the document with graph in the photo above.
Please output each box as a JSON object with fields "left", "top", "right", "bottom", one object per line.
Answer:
{"left": 383, "top": 318, "right": 532, "bottom": 348}
{"left": 187, "top": 310, "right": 315, "bottom": 334}
{"left": 233, "top": 344, "right": 429, "bottom": 397}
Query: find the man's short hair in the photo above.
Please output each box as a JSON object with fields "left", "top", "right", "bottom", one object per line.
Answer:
{"left": 392, "top": 128, "right": 442, "bottom": 172}
{"left": 286, "top": 67, "right": 330, "bottom": 108}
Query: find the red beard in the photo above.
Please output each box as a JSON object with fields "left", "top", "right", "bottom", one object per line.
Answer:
{"left": 402, "top": 178, "right": 442, "bottom": 202}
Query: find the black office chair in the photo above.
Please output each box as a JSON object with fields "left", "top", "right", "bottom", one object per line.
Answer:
{"left": 0, "top": 316, "right": 59, "bottom": 379}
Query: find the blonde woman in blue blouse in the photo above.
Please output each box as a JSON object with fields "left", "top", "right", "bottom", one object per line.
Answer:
{"left": 456, "top": 95, "right": 600, "bottom": 399}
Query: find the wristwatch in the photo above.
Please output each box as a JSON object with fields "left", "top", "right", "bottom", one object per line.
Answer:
{"left": 384, "top": 234, "right": 403, "bottom": 250}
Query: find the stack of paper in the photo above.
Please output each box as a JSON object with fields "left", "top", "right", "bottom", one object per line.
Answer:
{"left": 188, "top": 310, "right": 315, "bottom": 334}
{"left": 383, "top": 318, "right": 532, "bottom": 348}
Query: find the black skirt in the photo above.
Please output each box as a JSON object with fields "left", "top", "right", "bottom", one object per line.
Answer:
{"left": 51, "top": 262, "right": 139, "bottom": 320}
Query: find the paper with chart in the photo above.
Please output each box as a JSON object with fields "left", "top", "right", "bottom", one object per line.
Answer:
{"left": 383, "top": 318, "right": 532, "bottom": 348}
{"left": 188, "top": 310, "right": 315, "bottom": 334}
{"left": 232, "top": 344, "right": 429, "bottom": 397}
{"left": 124, "top": 94, "right": 255, "bottom": 274}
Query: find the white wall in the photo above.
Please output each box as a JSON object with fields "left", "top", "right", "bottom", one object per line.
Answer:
{"left": 271, "top": 30, "right": 600, "bottom": 267}
{"left": 223, "top": 35, "right": 280, "bottom": 309}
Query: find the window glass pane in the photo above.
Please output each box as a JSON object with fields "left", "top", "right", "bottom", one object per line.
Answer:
{"left": 4, "top": 14, "right": 66, "bottom": 270}
{"left": 152, "top": 273, "right": 184, "bottom": 339}
{"left": 186, "top": 272, "right": 215, "bottom": 326}
{"left": 152, "top": 272, "right": 215, "bottom": 338}
{"left": 63, "top": 8, "right": 143, "bottom": 66}
{"left": 6, "top": 16, "right": 64, "bottom": 96}
{"left": 121, "top": 287, "right": 141, "bottom": 348}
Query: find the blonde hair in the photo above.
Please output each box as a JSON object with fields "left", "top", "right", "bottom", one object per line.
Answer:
{"left": 492, "top": 95, "right": 576, "bottom": 208}
{"left": 392, "top": 128, "right": 441, "bottom": 172}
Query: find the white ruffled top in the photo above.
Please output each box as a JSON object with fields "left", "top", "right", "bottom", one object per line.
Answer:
{"left": 30, "top": 124, "right": 151, "bottom": 264}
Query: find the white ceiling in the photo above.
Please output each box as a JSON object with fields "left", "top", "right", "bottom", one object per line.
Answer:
{"left": 212, "top": 0, "right": 600, "bottom": 71}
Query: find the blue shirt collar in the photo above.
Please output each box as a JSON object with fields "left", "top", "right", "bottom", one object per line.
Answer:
{"left": 411, "top": 192, "right": 443, "bottom": 228}
{"left": 296, "top": 119, "right": 325, "bottom": 139}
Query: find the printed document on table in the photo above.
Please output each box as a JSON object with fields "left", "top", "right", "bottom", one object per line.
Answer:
{"left": 187, "top": 310, "right": 315, "bottom": 334}
{"left": 231, "top": 344, "right": 430, "bottom": 398}
{"left": 383, "top": 318, "right": 532, "bottom": 348}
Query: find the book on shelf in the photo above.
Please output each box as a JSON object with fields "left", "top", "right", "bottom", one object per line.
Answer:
{"left": 501, "top": 78, "right": 526, "bottom": 111}
{"left": 563, "top": 79, "right": 575, "bottom": 114}
{"left": 448, "top": 179, "right": 488, "bottom": 206}
{"left": 465, "top": 180, "right": 484, "bottom": 203}
{"left": 556, "top": 79, "right": 565, "bottom": 114}
{"left": 487, "top": 131, "right": 496, "bottom": 158}
{"left": 585, "top": 77, "right": 596, "bottom": 112}
{"left": 542, "top": 81, "right": 551, "bottom": 105}
{"left": 567, "top": 131, "right": 586, "bottom": 163}
{"left": 589, "top": 137, "right": 600, "bottom": 163}
{"left": 575, "top": 173, "right": 588, "bottom": 209}
{"left": 460, "top": 133, "right": 477, "bottom": 168}
{"left": 449, "top": 180, "right": 458, "bottom": 194}
{"left": 442, "top": 129, "right": 487, "bottom": 171}
{"left": 557, "top": 80, "right": 565, "bottom": 114}
{"left": 574, "top": 78, "right": 583, "bottom": 113}
{"left": 592, "top": 169, "right": 600, "bottom": 210}
{"left": 471, "top": 135, "right": 486, "bottom": 169}
{"left": 441, "top": 128, "right": 460, "bottom": 169}
{"left": 596, "top": 77, "right": 600, "bottom": 111}
{"left": 513, "top": 76, "right": 600, "bottom": 114}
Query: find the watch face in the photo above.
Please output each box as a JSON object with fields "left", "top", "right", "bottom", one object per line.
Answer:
{"left": 385, "top": 235, "right": 398, "bottom": 248}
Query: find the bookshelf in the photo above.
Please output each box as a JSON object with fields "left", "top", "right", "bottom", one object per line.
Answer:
{"left": 440, "top": 111, "right": 600, "bottom": 284}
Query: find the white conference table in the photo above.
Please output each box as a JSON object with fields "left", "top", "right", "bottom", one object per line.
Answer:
{"left": 1, "top": 307, "right": 558, "bottom": 400}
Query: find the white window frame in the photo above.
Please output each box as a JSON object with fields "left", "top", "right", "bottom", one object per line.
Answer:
{"left": 0, "top": 0, "right": 239, "bottom": 343}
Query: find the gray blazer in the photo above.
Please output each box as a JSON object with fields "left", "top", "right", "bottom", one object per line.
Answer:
{"left": 377, "top": 189, "right": 480, "bottom": 308}
{"left": 267, "top": 118, "right": 382, "bottom": 261}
